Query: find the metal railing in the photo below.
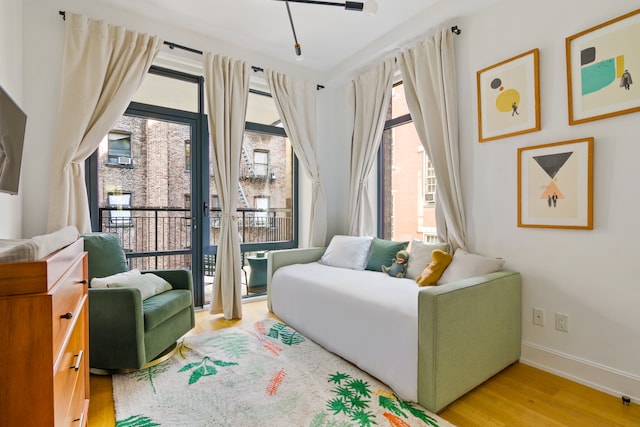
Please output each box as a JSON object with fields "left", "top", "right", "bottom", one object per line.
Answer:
{"left": 98, "top": 207, "right": 293, "bottom": 270}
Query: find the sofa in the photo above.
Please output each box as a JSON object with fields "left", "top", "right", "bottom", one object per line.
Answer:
{"left": 82, "top": 233, "right": 195, "bottom": 372}
{"left": 267, "top": 236, "right": 521, "bottom": 413}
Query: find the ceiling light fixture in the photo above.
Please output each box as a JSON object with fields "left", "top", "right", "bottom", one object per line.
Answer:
{"left": 275, "top": 0, "right": 377, "bottom": 61}
{"left": 284, "top": 1, "right": 304, "bottom": 61}
{"left": 273, "top": 0, "right": 378, "bottom": 15}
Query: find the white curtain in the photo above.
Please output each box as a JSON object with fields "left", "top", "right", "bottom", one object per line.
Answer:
{"left": 398, "top": 28, "right": 467, "bottom": 250}
{"left": 47, "top": 13, "right": 162, "bottom": 233}
{"left": 204, "top": 53, "right": 249, "bottom": 319}
{"left": 347, "top": 58, "right": 396, "bottom": 236}
{"left": 265, "top": 70, "right": 327, "bottom": 247}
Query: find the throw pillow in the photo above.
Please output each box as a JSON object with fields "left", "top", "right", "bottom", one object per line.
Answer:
{"left": 437, "top": 249, "right": 505, "bottom": 285}
{"left": 415, "top": 249, "right": 452, "bottom": 286}
{"left": 405, "top": 239, "right": 450, "bottom": 280}
{"left": 90, "top": 269, "right": 173, "bottom": 300}
{"left": 365, "top": 237, "right": 409, "bottom": 272}
{"left": 81, "top": 232, "right": 128, "bottom": 281}
{"left": 320, "top": 235, "right": 373, "bottom": 270}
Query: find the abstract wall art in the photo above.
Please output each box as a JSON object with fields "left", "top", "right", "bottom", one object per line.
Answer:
{"left": 567, "top": 8, "right": 640, "bottom": 124}
{"left": 477, "top": 49, "right": 540, "bottom": 142}
{"left": 518, "top": 137, "right": 593, "bottom": 229}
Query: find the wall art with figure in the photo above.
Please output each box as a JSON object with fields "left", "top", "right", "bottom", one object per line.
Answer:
{"left": 518, "top": 137, "right": 593, "bottom": 229}
{"left": 567, "top": 8, "right": 640, "bottom": 124}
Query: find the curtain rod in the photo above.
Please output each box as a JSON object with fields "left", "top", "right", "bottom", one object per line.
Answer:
{"left": 58, "top": 11, "right": 325, "bottom": 90}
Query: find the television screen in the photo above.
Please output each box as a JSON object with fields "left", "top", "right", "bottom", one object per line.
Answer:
{"left": 0, "top": 84, "right": 27, "bottom": 195}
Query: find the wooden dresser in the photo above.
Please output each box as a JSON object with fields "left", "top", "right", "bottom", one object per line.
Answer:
{"left": 0, "top": 239, "right": 89, "bottom": 426}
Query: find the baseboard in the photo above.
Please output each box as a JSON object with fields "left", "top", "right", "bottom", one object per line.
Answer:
{"left": 521, "top": 341, "right": 640, "bottom": 404}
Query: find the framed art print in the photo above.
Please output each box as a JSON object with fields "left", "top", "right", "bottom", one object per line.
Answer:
{"left": 518, "top": 137, "right": 593, "bottom": 229}
{"left": 567, "top": 8, "right": 640, "bottom": 125}
{"left": 477, "top": 48, "right": 540, "bottom": 142}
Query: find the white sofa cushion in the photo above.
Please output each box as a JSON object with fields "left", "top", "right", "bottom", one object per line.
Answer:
{"left": 319, "top": 235, "right": 373, "bottom": 270}
{"left": 91, "top": 269, "right": 173, "bottom": 300}
{"left": 438, "top": 249, "right": 505, "bottom": 285}
{"left": 405, "top": 239, "right": 450, "bottom": 280}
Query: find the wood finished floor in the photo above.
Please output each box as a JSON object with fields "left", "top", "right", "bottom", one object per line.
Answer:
{"left": 88, "top": 300, "right": 639, "bottom": 426}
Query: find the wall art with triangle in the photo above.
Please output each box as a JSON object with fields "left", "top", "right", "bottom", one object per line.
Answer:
{"left": 518, "top": 137, "right": 593, "bottom": 229}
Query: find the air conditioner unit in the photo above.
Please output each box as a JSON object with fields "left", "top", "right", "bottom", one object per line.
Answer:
{"left": 269, "top": 172, "right": 276, "bottom": 180}
{"left": 117, "top": 156, "right": 132, "bottom": 165}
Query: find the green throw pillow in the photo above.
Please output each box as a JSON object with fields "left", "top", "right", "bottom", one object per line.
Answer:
{"left": 81, "top": 232, "right": 128, "bottom": 282}
{"left": 365, "top": 237, "right": 409, "bottom": 272}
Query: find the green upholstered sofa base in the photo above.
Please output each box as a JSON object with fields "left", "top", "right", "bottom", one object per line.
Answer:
{"left": 267, "top": 247, "right": 522, "bottom": 413}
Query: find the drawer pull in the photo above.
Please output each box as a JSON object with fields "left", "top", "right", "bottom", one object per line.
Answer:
{"left": 71, "top": 350, "right": 83, "bottom": 371}
{"left": 73, "top": 413, "right": 85, "bottom": 425}
{"left": 76, "top": 279, "right": 88, "bottom": 285}
{"left": 60, "top": 312, "right": 73, "bottom": 320}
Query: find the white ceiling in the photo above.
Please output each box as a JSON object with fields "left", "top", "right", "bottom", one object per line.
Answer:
{"left": 97, "top": 0, "right": 500, "bottom": 78}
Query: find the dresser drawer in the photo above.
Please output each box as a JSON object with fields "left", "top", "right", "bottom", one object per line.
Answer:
{"left": 54, "top": 302, "right": 86, "bottom": 427}
{"left": 52, "top": 255, "right": 87, "bottom": 359}
{"left": 65, "top": 369, "right": 88, "bottom": 427}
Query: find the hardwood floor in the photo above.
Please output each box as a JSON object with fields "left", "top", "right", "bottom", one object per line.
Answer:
{"left": 88, "top": 299, "right": 639, "bottom": 426}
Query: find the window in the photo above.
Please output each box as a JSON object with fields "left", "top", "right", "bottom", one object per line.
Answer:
{"left": 107, "top": 132, "right": 132, "bottom": 165}
{"left": 254, "top": 195, "right": 269, "bottom": 227}
{"left": 424, "top": 156, "right": 436, "bottom": 206}
{"left": 184, "top": 194, "right": 191, "bottom": 226}
{"left": 253, "top": 150, "right": 269, "bottom": 178}
{"left": 211, "top": 195, "right": 220, "bottom": 229}
{"left": 185, "top": 140, "right": 191, "bottom": 171}
{"left": 379, "top": 80, "right": 437, "bottom": 242}
{"left": 108, "top": 192, "right": 132, "bottom": 225}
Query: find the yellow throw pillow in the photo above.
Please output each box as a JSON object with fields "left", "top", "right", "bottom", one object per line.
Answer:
{"left": 416, "top": 249, "right": 453, "bottom": 287}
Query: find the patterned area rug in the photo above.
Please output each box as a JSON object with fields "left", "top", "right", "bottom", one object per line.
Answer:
{"left": 112, "top": 319, "right": 455, "bottom": 427}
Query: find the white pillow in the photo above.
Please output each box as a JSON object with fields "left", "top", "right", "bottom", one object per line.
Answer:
{"left": 438, "top": 249, "right": 505, "bottom": 285}
{"left": 405, "top": 239, "right": 450, "bottom": 280}
{"left": 320, "top": 235, "right": 373, "bottom": 270}
{"left": 90, "top": 269, "right": 173, "bottom": 300}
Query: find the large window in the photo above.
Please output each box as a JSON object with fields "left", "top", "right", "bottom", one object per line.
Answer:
{"left": 379, "top": 81, "right": 437, "bottom": 242}
{"left": 87, "top": 64, "right": 298, "bottom": 307}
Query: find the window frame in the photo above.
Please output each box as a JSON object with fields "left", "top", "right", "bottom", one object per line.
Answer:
{"left": 106, "top": 131, "right": 133, "bottom": 166}
{"left": 107, "top": 191, "right": 132, "bottom": 226}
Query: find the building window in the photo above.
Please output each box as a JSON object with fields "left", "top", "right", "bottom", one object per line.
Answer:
{"left": 184, "top": 140, "right": 191, "bottom": 171}
{"left": 108, "top": 192, "right": 132, "bottom": 226}
{"left": 211, "top": 195, "right": 220, "bottom": 228}
{"left": 379, "top": 80, "right": 438, "bottom": 242}
{"left": 254, "top": 195, "right": 269, "bottom": 227}
{"left": 424, "top": 155, "right": 436, "bottom": 206}
{"left": 184, "top": 194, "right": 191, "bottom": 227}
{"left": 253, "top": 150, "right": 269, "bottom": 178}
{"left": 107, "top": 132, "right": 132, "bottom": 165}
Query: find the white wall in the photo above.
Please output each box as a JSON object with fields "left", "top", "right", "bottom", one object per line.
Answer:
{"left": 316, "top": 0, "right": 640, "bottom": 403}
{"left": 0, "top": 0, "right": 23, "bottom": 238}
{"left": 456, "top": 0, "right": 640, "bottom": 401}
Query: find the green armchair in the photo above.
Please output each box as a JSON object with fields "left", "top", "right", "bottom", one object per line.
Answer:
{"left": 82, "top": 233, "right": 195, "bottom": 372}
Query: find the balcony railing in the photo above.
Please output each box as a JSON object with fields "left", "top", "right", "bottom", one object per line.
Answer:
{"left": 98, "top": 207, "right": 293, "bottom": 271}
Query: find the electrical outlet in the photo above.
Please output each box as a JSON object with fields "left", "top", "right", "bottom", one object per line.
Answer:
{"left": 533, "top": 308, "right": 545, "bottom": 326}
{"left": 556, "top": 313, "right": 569, "bottom": 332}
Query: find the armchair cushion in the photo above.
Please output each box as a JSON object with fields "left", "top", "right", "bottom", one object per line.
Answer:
{"left": 143, "top": 289, "right": 193, "bottom": 331}
{"left": 81, "top": 233, "right": 128, "bottom": 281}
{"left": 90, "top": 269, "right": 173, "bottom": 300}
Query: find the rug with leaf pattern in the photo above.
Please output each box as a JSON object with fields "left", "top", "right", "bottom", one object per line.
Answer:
{"left": 112, "top": 319, "right": 455, "bottom": 427}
